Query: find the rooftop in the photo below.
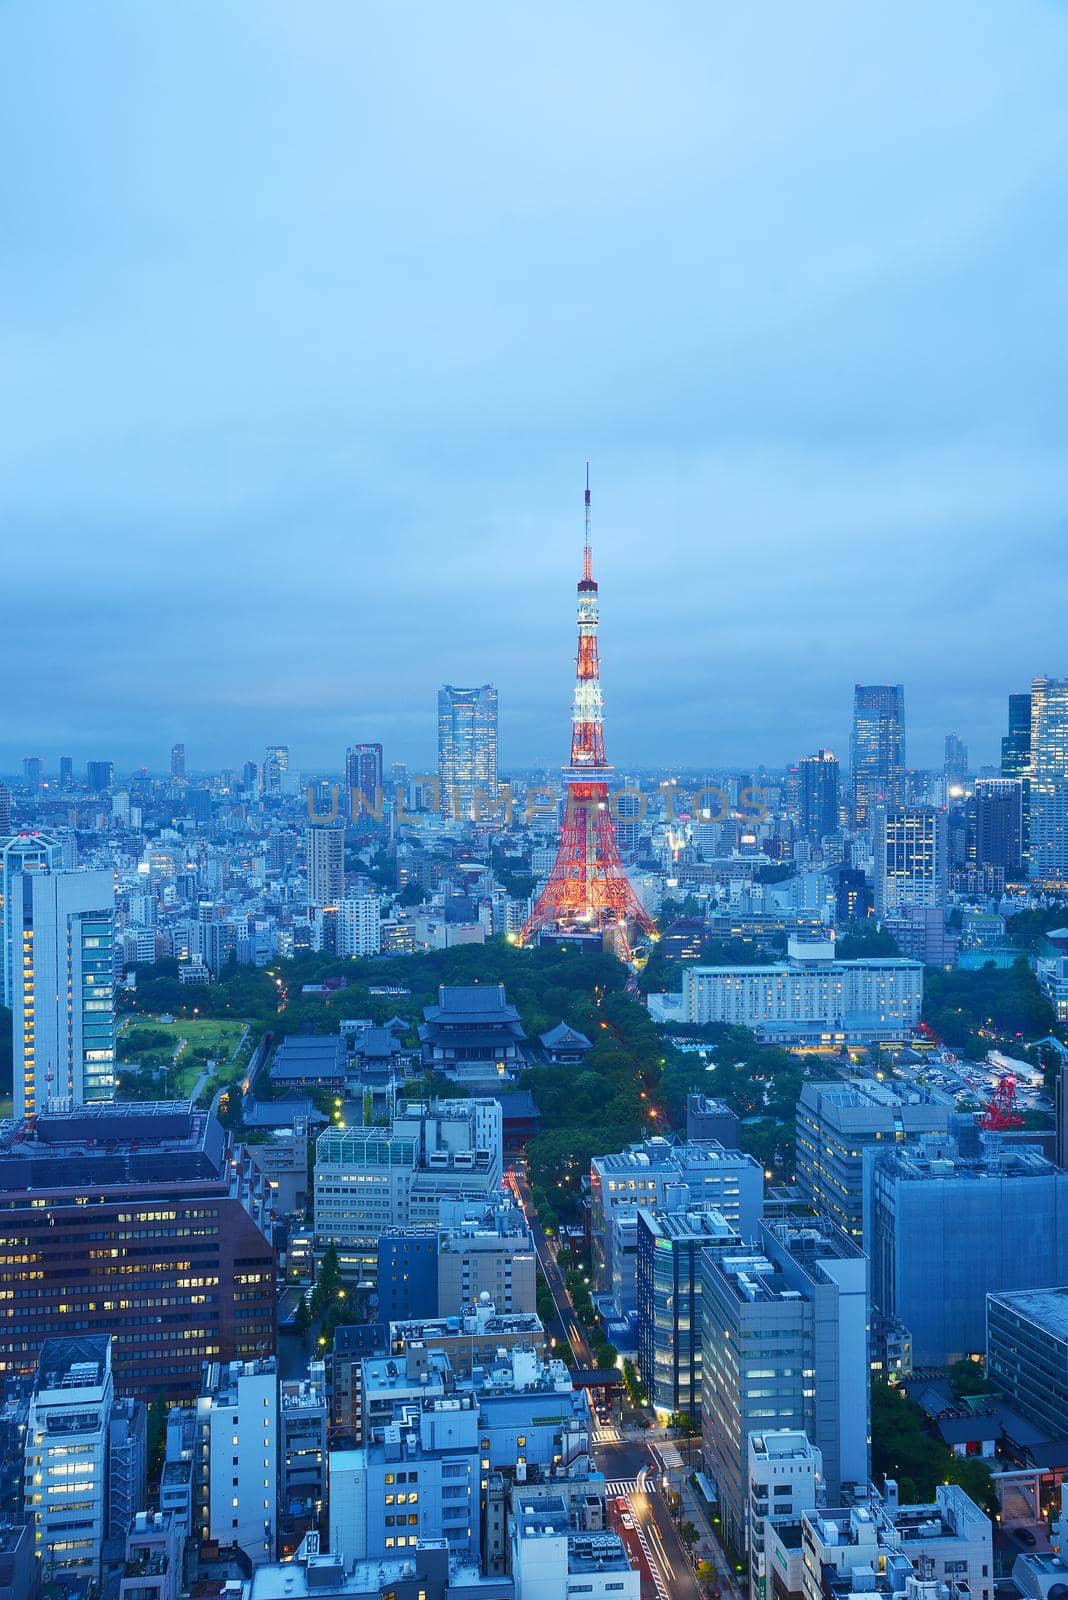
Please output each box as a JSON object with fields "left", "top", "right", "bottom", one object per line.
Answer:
{"left": 0, "top": 1101, "right": 228, "bottom": 1190}
{"left": 638, "top": 1205, "right": 739, "bottom": 1244}
{"left": 36, "top": 1335, "right": 110, "bottom": 1393}
{"left": 989, "top": 1286, "right": 1068, "bottom": 1339}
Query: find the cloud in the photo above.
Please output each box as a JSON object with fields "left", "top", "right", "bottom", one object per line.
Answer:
{"left": 1, "top": 0, "right": 1067, "bottom": 771}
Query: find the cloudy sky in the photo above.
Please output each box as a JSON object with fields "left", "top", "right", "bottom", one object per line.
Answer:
{"left": 2, "top": 1, "right": 1067, "bottom": 775}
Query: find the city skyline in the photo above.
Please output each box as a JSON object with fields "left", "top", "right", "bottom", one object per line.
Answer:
{"left": 3, "top": 3, "right": 1068, "bottom": 769}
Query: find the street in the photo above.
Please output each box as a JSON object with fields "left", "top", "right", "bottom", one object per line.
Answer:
{"left": 508, "top": 1162, "right": 739, "bottom": 1600}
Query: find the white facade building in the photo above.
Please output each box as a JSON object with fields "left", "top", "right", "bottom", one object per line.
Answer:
{"left": 196, "top": 1358, "right": 278, "bottom": 1567}
{"left": 9, "top": 864, "right": 115, "bottom": 1118}
{"left": 337, "top": 895, "right": 382, "bottom": 958}
{"left": 26, "top": 1336, "right": 113, "bottom": 1581}
{"left": 682, "top": 937, "right": 922, "bottom": 1044}
{"left": 748, "top": 1431, "right": 822, "bottom": 1600}
{"left": 510, "top": 1495, "right": 640, "bottom": 1600}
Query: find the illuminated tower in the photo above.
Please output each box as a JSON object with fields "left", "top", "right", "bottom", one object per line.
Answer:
{"left": 519, "top": 471, "right": 656, "bottom": 955}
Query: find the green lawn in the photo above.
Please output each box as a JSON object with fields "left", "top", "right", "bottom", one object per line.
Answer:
{"left": 117, "top": 1017, "right": 248, "bottom": 1097}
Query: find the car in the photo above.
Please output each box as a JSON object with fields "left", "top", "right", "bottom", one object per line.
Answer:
{"left": 1017, "top": 1529, "right": 1037, "bottom": 1547}
{"left": 621, "top": 1513, "right": 634, "bottom": 1529}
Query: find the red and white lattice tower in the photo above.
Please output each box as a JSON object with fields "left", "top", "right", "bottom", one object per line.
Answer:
{"left": 518, "top": 470, "right": 657, "bottom": 957}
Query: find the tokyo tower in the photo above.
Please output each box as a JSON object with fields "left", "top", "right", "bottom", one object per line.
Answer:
{"left": 518, "top": 470, "right": 657, "bottom": 956}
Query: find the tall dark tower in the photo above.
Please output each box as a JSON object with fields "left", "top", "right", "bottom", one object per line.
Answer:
{"left": 518, "top": 471, "right": 655, "bottom": 958}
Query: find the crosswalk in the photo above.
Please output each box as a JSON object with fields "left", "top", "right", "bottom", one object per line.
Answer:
{"left": 604, "top": 1478, "right": 638, "bottom": 1497}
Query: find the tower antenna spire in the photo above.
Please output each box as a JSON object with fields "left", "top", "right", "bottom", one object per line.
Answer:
{"left": 516, "top": 471, "right": 657, "bottom": 961}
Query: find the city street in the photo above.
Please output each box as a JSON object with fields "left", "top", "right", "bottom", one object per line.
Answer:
{"left": 508, "top": 1162, "right": 738, "bottom": 1600}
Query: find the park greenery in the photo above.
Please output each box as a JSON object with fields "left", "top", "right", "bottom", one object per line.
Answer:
{"left": 870, "top": 1380, "right": 998, "bottom": 1518}
{"left": 922, "top": 957, "right": 1054, "bottom": 1057}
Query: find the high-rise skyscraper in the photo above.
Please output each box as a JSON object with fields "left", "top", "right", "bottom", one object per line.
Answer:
{"left": 345, "top": 743, "right": 384, "bottom": 821}
{"left": 974, "top": 777, "right": 1024, "bottom": 878}
{"left": 9, "top": 863, "right": 115, "bottom": 1118}
{"left": 306, "top": 824, "right": 344, "bottom": 908}
{"left": 58, "top": 755, "right": 73, "bottom": 790}
{"left": 1029, "top": 677, "right": 1068, "bottom": 888}
{"left": 0, "top": 833, "right": 63, "bottom": 1007}
{"left": 86, "top": 760, "right": 114, "bottom": 793}
{"left": 170, "top": 742, "right": 186, "bottom": 780}
{"left": 437, "top": 685, "right": 498, "bottom": 819}
{"left": 944, "top": 732, "right": 968, "bottom": 793}
{"left": 850, "top": 684, "right": 905, "bottom": 826}
{"left": 0, "top": 785, "right": 10, "bottom": 835}
{"left": 798, "top": 749, "right": 841, "bottom": 842}
{"left": 1002, "top": 692, "right": 1032, "bottom": 778}
{"left": 22, "top": 756, "right": 42, "bottom": 794}
{"left": 263, "top": 744, "right": 289, "bottom": 798}
{"left": 873, "top": 805, "right": 948, "bottom": 916}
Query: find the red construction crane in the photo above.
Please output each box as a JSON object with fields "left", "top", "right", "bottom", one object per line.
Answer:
{"left": 980, "top": 1074, "right": 1024, "bottom": 1132}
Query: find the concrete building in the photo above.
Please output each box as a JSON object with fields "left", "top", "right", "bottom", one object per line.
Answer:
{"left": 245, "top": 1118, "right": 311, "bottom": 1215}
{"left": 0, "top": 1102, "right": 276, "bottom": 1398}
{"left": 328, "top": 1323, "right": 388, "bottom": 1435}
{"left": 680, "top": 937, "right": 923, "bottom": 1046}
{"left": 119, "top": 1511, "right": 186, "bottom": 1600}
{"left": 279, "top": 1365, "right": 328, "bottom": 1556}
{"left": 686, "top": 1093, "right": 740, "bottom": 1148}
{"left": 436, "top": 1198, "right": 537, "bottom": 1317}
{"left": 26, "top": 1335, "right": 113, "bottom": 1581}
{"left": 338, "top": 895, "right": 382, "bottom": 957}
{"left": 246, "top": 1539, "right": 508, "bottom": 1600}
{"left": 390, "top": 1301, "right": 546, "bottom": 1380}
{"left": 315, "top": 1099, "right": 504, "bottom": 1282}
{"left": 747, "top": 1431, "right": 822, "bottom": 1600}
{"left": 108, "top": 1394, "right": 148, "bottom": 1540}
{"left": 307, "top": 822, "right": 345, "bottom": 909}
{"left": 510, "top": 1496, "right": 639, "bottom": 1600}
{"left": 196, "top": 1357, "right": 278, "bottom": 1566}
{"left": 874, "top": 806, "right": 949, "bottom": 917}
{"left": 987, "top": 1286, "right": 1068, "bottom": 1442}
{"left": 378, "top": 1227, "right": 441, "bottom": 1323}
{"left": 769, "top": 1487, "right": 993, "bottom": 1600}
{"left": 330, "top": 1394, "right": 482, "bottom": 1564}
{"left": 8, "top": 863, "right": 115, "bottom": 1118}
{"left": 347, "top": 743, "right": 384, "bottom": 821}
{"left": 589, "top": 1136, "right": 763, "bottom": 1297}
{"left": 795, "top": 1077, "right": 954, "bottom": 1240}
{"left": 0, "top": 831, "right": 62, "bottom": 1007}
{"left": 635, "top": 1205, "right": 740, "bottom": 1419}
{"left": 866, "top": 1136, "right": 1068, "bottom": 1364}
{"left": 701, "top": 1221, "right": 868, "bottom": 1554}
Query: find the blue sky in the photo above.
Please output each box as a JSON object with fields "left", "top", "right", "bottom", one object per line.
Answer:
{"left": 2, "top": 1, "right": 1067, "bottom": 774}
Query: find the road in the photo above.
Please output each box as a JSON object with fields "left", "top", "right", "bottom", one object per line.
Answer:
{"left": 508, "top": 1162, "right": 725, "bottom": 1600}
{"left": 509, "top": 1165, "right": 595, "bottom": 1368}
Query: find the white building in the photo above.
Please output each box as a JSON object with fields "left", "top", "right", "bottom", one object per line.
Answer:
{"left": 748, "top": 1432, "right": 822, "bottom": 1600}
{"left": 196, "top": 1358, "right": 278, "bottom": 1567}
{"left": 680, "top": 936, "right": 922, "bottom": 1044}
{"left": 7, "top": 860, "right": 115, "bottom": 1118}
{"left": 874, "top": 806, "right": 949, "bottom": 917}
{"left": 337, "top": 895, "right": 382, "bottom": 958}
{"left": 26, "top": 1336, "right": 113, "bottom": 1581}
{"left": 510, "top": 1494, "right": 640, "bottom": 1600}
